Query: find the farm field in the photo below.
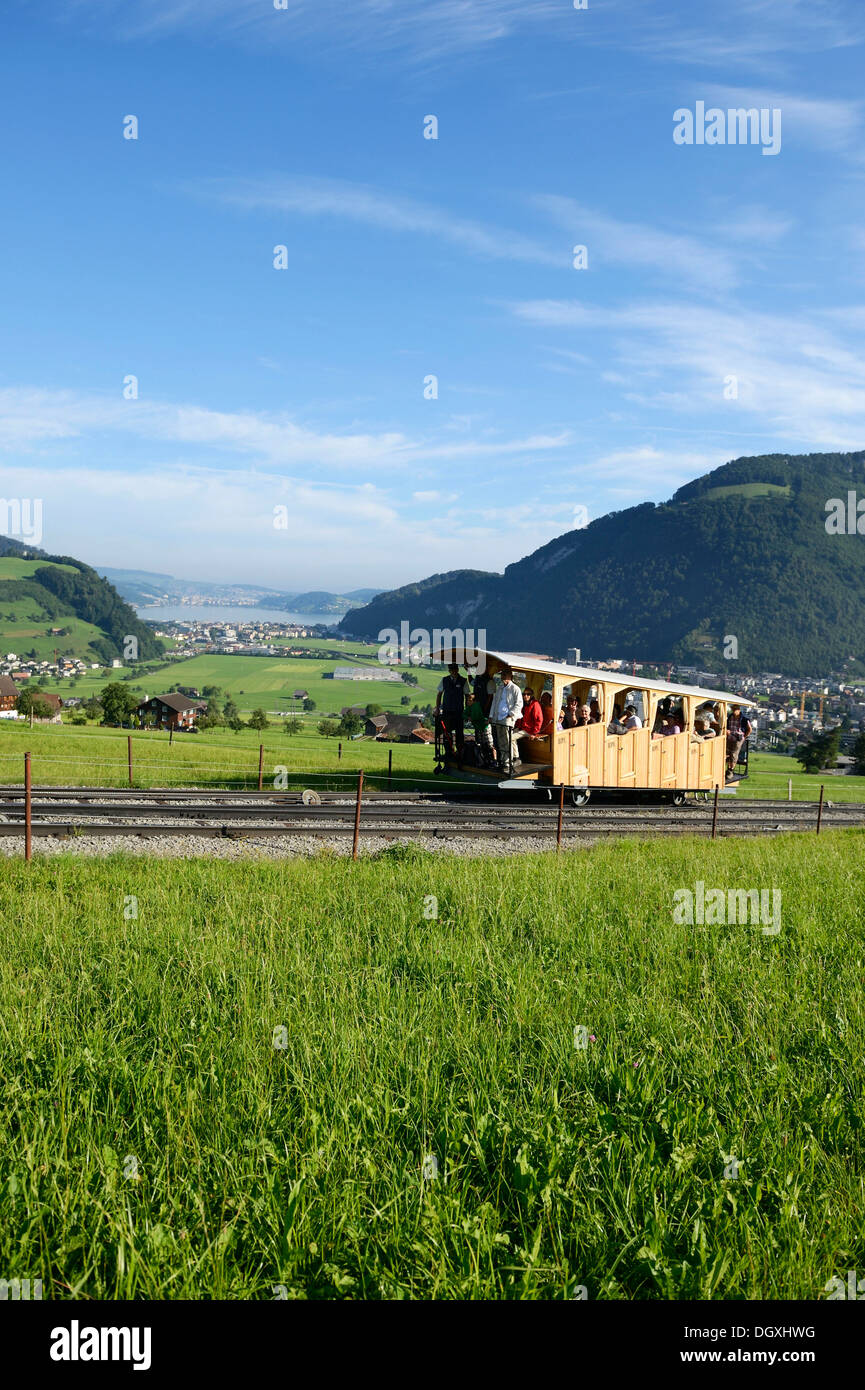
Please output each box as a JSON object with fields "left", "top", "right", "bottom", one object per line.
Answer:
{"left": 1, "top": 832, "right": 863, "bottom": 1299}
{"left": 22, "top": 650, "right": 440, "bottom": 717}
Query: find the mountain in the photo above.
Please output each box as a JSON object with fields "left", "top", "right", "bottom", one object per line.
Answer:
{"left": 100, "top": 568, "right": 382, "bottom": 614}
{"left": 339, "top": 451, "right": 865, "bottom": 677}
{"left": 0, "top": 538, "right": 164, "bottom": 663}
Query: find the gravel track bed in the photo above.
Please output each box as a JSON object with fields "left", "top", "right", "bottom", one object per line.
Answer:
{"left": 0, "top": 830, "right": 582, "bottom": 859}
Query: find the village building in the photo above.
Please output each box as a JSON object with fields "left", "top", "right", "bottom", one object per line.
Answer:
{"left": 0, "top": 674, "right": 20, "bottom": 716}
{"left": 136, "top": 692, "right": 207, "bottom": 731}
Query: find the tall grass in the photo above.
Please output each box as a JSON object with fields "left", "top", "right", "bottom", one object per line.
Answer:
{"left": 1, "top": 833, "right": 863, "bottom": 1299}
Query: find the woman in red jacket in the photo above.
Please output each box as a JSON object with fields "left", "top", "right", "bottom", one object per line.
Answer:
{"left": 514, "top": 686, "right": 544, "bottom": 759}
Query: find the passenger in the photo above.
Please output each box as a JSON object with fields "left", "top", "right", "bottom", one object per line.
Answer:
{"left": 653, "top": 695, "right": 673, "bottom": 733}
{"left": 655, "top": 713, "right": 681, "bottom": 738}
{"left": 488, "top": 667, "right": 523, "bottom": 777}
{"left": 589, "top": 699, "right": 602, "bottom": 724}
{"left": 435, "top": 662, "right": 468, "bottom": 764}
{"left": 515, "top": 687, "right": 544, "bottom": 739}
{"left": 577, "top": 703, "right": 590, "bottom": 727}
{"left": 622, "top": 704, "right": 643, "bottom": 731}
{"left": 539, "top": 690, "right": 555, "bottom": 737}
{"left": 466, "top": 691, "right": 495, "bottom": 765}
{"left": 725, "top": 704, "right": 752, "bottom": 778}
{"left": 561, "top": 694, "right": 579, "bottom": 729}
{"left": 693, "top": 716, "right": 714, "bottom": 740}
{"left": 469, "top": 664, "right": 494, "bottom": 718}
{"left": 608, "top": 703, "right": 625, "bottom": 734}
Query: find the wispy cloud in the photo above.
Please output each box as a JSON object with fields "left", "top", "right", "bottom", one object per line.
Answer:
{"left": 533, "top": 195, "right": 741, "bottom": 293}
{"left": 701, "top": 85, "right": 864, "bottom": 156}
{"left": 192, "top": 176, "right": 564, "bottom": 268}
{"left": 510, "top": 297, "right": 865, "bottom": 447}
{"left": 48, "top": 0, "right": 572, "bottom": 61}
{"left": 0, "top": 387, "right": 570, "bottom": 467}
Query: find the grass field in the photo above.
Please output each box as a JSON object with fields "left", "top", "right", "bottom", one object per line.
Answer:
{"left": 2, "top": 833, "right": 863, "bottom": 1299}
{"left": 0, "top": 719, "right": 434, "bottom": 791}
{"left": 1, "top": 724, "right": 863, "bottom": 801}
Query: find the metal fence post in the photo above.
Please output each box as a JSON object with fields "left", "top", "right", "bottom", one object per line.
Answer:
{"left": 711, "top": 784, "right": 719, "bottom": 840}
{"left": 352, "top": 770, "right": 364, "bottom": 860}
{"left": 24, "top": 752, "right": 32, "bottom": 862}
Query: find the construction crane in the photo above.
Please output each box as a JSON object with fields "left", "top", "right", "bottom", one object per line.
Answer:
{"left": 799, "top": 691, "right": 825, "bottom": 719}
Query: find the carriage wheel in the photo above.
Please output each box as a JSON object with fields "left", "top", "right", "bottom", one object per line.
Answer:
{"left": 570, "top": 788, "right": 591, "bottom": 808}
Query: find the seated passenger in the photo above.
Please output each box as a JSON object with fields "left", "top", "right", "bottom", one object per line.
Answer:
{"left": 576, "top": 703, "right": 590, "bottom": 727}
{"left": 655, "top": 713, "right": 681, "bottom": 738}
{"left": 607, "top": 703, "right": 626, "bottom": 734}
{"left": 561, "top": 694, "right": 579, "bottom": 729}
{"left": 539, "top": 690, "right": 555, "bottom": 736}
{"left": 653, "top": 695, "right": 673, "bottom": 733}
{"left": 622, "top": 704, "right": 643, "bottom": 731}
{"left": 693, "top": 716, "right": 714, "bottom": 740}
{"left": 589, "top": 699, "right": 602, "bottom": 724}
{"left": 515, "top": 687, "right": 544, "bottom": 740}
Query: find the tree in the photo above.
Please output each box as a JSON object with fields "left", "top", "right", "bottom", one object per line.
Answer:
{"left": 284, "top": 716, "right": 303, "bottom": 735}
{"left": 365, "top": 703, "right": 383, "bottom": 716}
{"left": 317, "top": 719, "right": 340, "bottom": 737}
{"left": 223, "top": 698, "right": 240, "bottom": 723}
{"left": 303, "top": 698, "right": 316, "bottom": 713}
{"left": 851, "top": 731, "right": 865, "bottom": 775}
{"left": 99, "top": 682, "right": 140, "bottom": 726}
{"left": 796, "top": 728, "right": 840, "bottom": 773}
{"left": 16, "top": 688, "right": 53, "bottom": 724}
{"left": 401, "top": 672, "right": 418, "bottom": 686}
{"left": 247, "top": 708, "right": 269, "bottom": 731}
{"left": 400, "top": 695, "right": 410, "bottom": 705}
{"left": 83, "top": 697, "right": 103, "bottom": 721}
{"left": 228, "top": 715, "right": 245, "bottom": 733}
{"left": 338, "top": 711, "right": 364, "bottom": 738}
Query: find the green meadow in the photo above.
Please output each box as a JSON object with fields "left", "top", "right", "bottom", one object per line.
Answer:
{"left": 20, "top": 648, "right": 441, "bottom": 717}
{"left": 0, "top": 722, "right": 862, "bottom": 801}
{"left": 1, "top": 834, "right": 863, "bottom": 1299}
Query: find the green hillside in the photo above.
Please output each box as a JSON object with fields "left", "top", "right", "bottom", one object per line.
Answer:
{"left": 0, "top": 538, "right": 164, "bottom": 665}
{"left": 341, "top": 451, "right": 865, "bottom": 676}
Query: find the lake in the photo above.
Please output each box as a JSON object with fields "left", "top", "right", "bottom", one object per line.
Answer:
{"left": 134, "top": 604, "right": 339, "bottom": 627}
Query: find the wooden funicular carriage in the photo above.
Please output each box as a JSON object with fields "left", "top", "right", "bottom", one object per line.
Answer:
{"left": 433, "top": 646, "right": 748, "bottom": 805}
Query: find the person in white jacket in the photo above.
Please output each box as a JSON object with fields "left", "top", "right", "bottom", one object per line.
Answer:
{"left": 488, "top": 668, "right": 523, "bottom": 776}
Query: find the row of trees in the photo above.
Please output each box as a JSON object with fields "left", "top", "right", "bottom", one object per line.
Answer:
{"left": 796, "top": 728, "right": 865, "bottom": 774}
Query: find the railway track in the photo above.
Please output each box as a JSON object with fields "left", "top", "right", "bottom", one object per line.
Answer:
{"left": 0, "top": 787, "right": 862, "bottom": 841}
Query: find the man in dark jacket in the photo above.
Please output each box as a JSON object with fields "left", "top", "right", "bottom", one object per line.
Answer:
{"left": 436, "top": 663, "right": 468, "bottom": 764}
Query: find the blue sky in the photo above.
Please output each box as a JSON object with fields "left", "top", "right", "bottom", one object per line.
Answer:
{"left": 2, "top": 0, "right": 865, "bottom": 590}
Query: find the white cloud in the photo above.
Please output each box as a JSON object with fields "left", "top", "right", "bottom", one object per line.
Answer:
{"left": 194, "top": 176, "right": 563, "bottom": 268}
{"left": 510, "top": 297, "right": 865, "bottom": 446}
{"left": 701, "top": 86, "right": 864, "bottom": 156}
{"left": 534, "top": 195, "right": 741, "bottom": 292}
{"left": 51, "top": 0, "right": 570, "bottom": 61}
{"left": 0, "top": 387, "right": 569, "bottom": 467}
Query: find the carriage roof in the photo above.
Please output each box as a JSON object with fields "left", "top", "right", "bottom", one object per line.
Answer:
{"left": 432, "top": 646, "right": 747, "bottom": 705}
